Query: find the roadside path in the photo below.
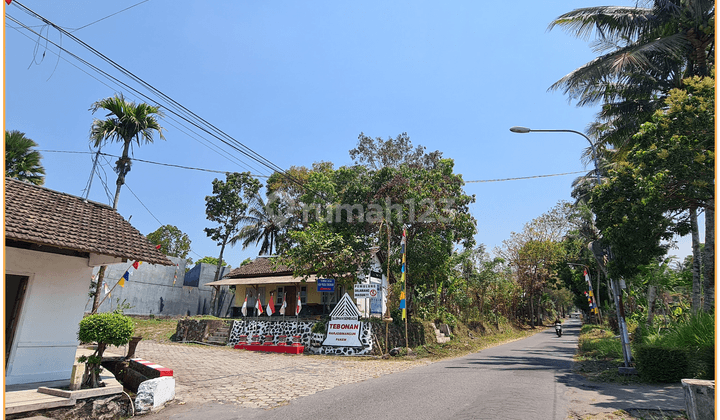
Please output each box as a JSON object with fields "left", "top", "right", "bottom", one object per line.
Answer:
{"left": 135, "top": 341, "right": 429, "bottom": 408}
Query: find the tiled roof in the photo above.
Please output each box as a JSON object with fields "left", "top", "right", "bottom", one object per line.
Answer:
{"left": 224, "top": 257, "right": 292, "bottom": 278}
{"left": 4, "top": 178, "right": 172, "bottom": 265}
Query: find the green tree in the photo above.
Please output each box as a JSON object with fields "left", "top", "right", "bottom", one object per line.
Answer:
{"left": 591, "top": 75, "right": 714, "bottom": 312}
{"left": 147, "top": 225, "right": 192, "bottom": 261}
{"left": 77, "top": 312, "right": 134, "bottom": 388}
{"left": 89, "top": 93, "right": 165, "bottom": 313}
{"left": 204, "top": 172, "right": 261, "bottom": 315}
{"left": 195, "top": 256, "right": 229, "bottom": 267}
{"left": 349, "top": 132, "right": 442, "bottom": 170}
{"left": 5, "top": 130, "right": 45, "bottom": 185}
{"left": 236, "top": 193, "right": 285, "bottom": 256}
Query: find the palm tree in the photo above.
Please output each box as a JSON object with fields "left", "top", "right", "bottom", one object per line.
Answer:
{"left": 235, "top": 193, "right": 288, "bottom": 256}
{"left": 90, "top": 93, "right": 165, "bottom": 210}
{"left": 548, "top": 0, "right": 714, "bottom": 150}
{"left": 89, "top": 93, "right": 165, "bottom": 314}
{"left": 5, "top": 130, "right": 45, "bottom": 185}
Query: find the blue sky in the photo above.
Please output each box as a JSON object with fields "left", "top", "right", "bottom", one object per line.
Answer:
{"left": 4, "top": 0, "right": 693, "bottom": 267}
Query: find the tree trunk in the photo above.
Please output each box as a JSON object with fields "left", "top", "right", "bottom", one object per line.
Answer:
{"left": 703, "top": 207, "right": 714, "bottom": 311}
{"left": 91, "top": 266, "right": 107, "bottom": 314}
{"left": 211, "top": 241, "right": 227, "bottom": 316}
{"left": 690, "top": 208, "right": 703, "bottom": 314}
{"left": 112, "top": 141, "right": 132, "bottom": 210}
{"left": 529, "top": 293, "right": 535, "bottom": 327}
{"left": 646, "top": 285, "right": 657, "bottom": 325}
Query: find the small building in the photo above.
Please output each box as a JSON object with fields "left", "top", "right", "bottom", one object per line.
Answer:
{"left": 4, "top": 178, "right": 171, "bottom": 386}
{"left": 206, "top": 252, "right": 388, "bottom": 318}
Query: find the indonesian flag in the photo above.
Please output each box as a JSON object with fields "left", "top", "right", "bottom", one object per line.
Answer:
{"left": 255, "top": 296, "right": 263, "bottom": 315}
{"left": 241, "top": 294, "right": 248, "bottom": 317}
{"left": 296, "top": 292, "right": 302, "bottom": 316}
{"left": 280, "top": 293, "right": 287, "bottom": 315}
{"left": 266, "top": 293, "right": 274, "bottom": 316}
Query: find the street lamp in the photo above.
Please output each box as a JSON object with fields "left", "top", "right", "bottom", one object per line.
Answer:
{"left": 509, "top": 126, "right": 602, "bottom": 185}
{"left": 511, "top": 125, "right": 633, "bottom": 372}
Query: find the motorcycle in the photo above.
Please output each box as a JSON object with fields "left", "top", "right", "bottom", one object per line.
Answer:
{"left": 554, "top": 323, "right": 562, "bottom": 337}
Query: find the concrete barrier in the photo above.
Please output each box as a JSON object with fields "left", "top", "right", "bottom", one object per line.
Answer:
{"left": 682, "top": 379, "right": 715, "bottom": 420}
{"left": 135, "top": 377, "right": 176, "bottom": 413}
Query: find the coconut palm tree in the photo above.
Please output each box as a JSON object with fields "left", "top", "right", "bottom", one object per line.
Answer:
{"left": 235, "top": 192, "right": 289, "bottom": 256}
{"left": 5, "top": 130, "right": 45, "bottom": 185}
{"left": 548, "top": 0, "right": 714, "bottom": 149}
{"left": 90, "top": 93, "right": 165, "bottom": 210}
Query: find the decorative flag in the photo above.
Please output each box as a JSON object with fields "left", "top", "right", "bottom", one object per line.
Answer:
{"left": 241, "top": 294, "right": 248, "bottom": 317}
{"left": 5, "top": 0, "right": 12, "bottom": 5}
{"left": 104, "top": 282, "right": 110, "bottom": 296}
{"left": 132, "top": 261, "right": 141, "bottom": 270}
{"left": 296, "top": 292, "right": 302, "bottom": 316}
{"left": 156, "top": 244, "right": 162, "bottom": 250}
{"left": 173, "top": 263, "right": 179, "bottom": 286}
{"left": 400, "top": 228, "right": 407, "bottom": 320}
{"left": 266, "top": 293, "right": 274, "bottom": 316}
{"left": 118, "top": 270, "right": 130, "bottom": 288}
{"left": 255, "top": 296, "right": 264, "bottom": 315}
{"left": 280, "top": 293, "right": 287, "bottom": 316}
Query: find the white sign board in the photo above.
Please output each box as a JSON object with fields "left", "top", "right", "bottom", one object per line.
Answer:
{"left": 354, "top": 284, "right": 379, "bottom": 298}
{"left": 322, "top": 320, "right": 362, "bottom": 346}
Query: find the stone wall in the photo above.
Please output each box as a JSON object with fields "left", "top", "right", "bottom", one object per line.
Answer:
{"left": 87, "top": 258, "right": 234, "bottom": 317}
{"left": 174, "top": 319, "right": 233, "bottom": 342}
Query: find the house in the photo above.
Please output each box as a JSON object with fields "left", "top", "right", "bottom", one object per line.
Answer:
{"left": 205, "top": 252, "right": 388, "bottom": 318}
{"left": 4, "top": 178, "right": 171, "bottom": 386}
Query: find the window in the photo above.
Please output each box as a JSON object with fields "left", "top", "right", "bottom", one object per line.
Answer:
{"left": 276, "top": 287, "right": 284, "bottom": 304}
{"left": 300, "top": 286, "right": 307, "bottom": 304}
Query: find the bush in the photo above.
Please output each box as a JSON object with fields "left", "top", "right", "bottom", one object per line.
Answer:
{"left": 77, "top": 312, "right": 134, "bottom": 388}
{"left": 634, "top": 345, "right": 689, "bottom": 383}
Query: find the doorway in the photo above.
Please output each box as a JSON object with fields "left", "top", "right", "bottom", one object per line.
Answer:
{"left": 6, "top": 274, "right": 28, "bottom": 368}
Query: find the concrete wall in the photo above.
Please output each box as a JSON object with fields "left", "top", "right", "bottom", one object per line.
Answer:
{"left": 5, "top": 247, "right": 92, "bottom": 385}
{"left": 87, "top": 258, "right": 234, "bottom": 317}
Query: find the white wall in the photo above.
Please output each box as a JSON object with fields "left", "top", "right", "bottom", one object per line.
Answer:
{"left": 5, "top": 247, "right": 92, "bottom": 385}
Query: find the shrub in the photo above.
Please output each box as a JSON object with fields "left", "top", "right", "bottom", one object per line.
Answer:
{"left": 634, "top": 345, "right": 689, "bottom": 383}
{"left": 77, "top": 312, "right": 135, "bottom": 388}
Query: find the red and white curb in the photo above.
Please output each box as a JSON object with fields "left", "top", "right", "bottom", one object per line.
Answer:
{"left": 130, "top": 358, "right": 174, "bottom": 377}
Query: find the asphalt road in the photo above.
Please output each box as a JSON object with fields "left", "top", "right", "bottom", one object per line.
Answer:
{"left": 147, "top": 319, "right": 583, "bottom": 420}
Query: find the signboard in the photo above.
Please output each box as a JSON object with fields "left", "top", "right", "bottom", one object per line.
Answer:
{"left": 323, "top": 293, "right": 363, "bottom": 347}
{"left": 317, "top": 278, "right": 335, "bottom": 292}
{"left": 323, "top": 320, "right": 363, "bottom": 346}
{"left": 354, "top": 283, "right": 379, "bottom": 298}
{"left": 369, "top": 270, "right": 382, "bottom": 280}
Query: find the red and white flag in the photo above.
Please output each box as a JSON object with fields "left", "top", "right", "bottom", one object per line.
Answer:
{"left": 295, "top": 292, "right": 302, "bottom": 316}
{"left": 241, "top": 294, "right": 248, "bottom": 317}
{"left": 266, "top": 293, "right": 274, "bottom": 316}
{"left": 255, "top": 296, "right": 264, "bottom": 316}
{"left": 279, "top": 293, "right": 287, "bottom": 316}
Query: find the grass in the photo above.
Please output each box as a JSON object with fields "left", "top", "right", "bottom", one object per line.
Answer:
{"left": 131, "top": 316, "right": 182, "bottom": 342}
{"left": 574, "top": 323, "right": 642, "bottom": 385}
{"left": 569, "top": 409, "right": 687, "bottom": 420}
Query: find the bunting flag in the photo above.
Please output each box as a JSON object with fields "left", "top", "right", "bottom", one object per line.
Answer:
{"left": 156, "top": 244, "right": 162, "bottom": 250}
{"left": 104, "top": 282, "right": 110, "bottom": 296}
{"left": 296, "top": 292, "right": 302, "bottom": 316}
{"left": 241, "top": 294, "right": 248, "bottom": 317}
{"left": 400, "top": 228, "right": 407, "bottom": 320}
{"left": 266, "top": 293, "right": 275, "bottom": 316}
{"left": 255, "top": 295, "right": 264, "bottom": 315}
{"left": 118, "top": 270, "right": 130, "bottom": 288}
{"left": 280, "top": 293, "right": 287, "bottom": 316}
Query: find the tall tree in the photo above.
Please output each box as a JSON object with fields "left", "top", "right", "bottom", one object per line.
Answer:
{"left": 350, "top": 132, "right": 442, "bottom": 170}
{"left": 90, "top": 93, "right": 165, "bottom": 210}
{"left": 89, "top": 93, "right": 165, "bottom": 313}
{"left": 5, "top": 130, "right": 45, "bottom": 185}
{"left": 549, "top": 0, "right": 714, "bottom": 150}
{"left": 204, "top": 172, "right": 261, "bottom": 315}
{"left": 147, "top": 224, "right": 192, "bottom": 261}
{"left": 236, "top": 194, "right": 285, "bottom": 256}
{"left": 591, "top": 75, "right": 714, "bottom": 312}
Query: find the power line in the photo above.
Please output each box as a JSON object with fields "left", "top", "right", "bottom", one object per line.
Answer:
{"left": 464, "top": 171, "right": 586, "bottom": 184}
{"left": 70, "top": 0, "right": 151, "bottom": 32}
{"left": 11, "top": 1, "right": 305, "bottom": 190}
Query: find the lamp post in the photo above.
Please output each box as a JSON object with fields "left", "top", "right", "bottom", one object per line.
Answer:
{"left": 510, "top": 126, "right": 633, "bottom": 372}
